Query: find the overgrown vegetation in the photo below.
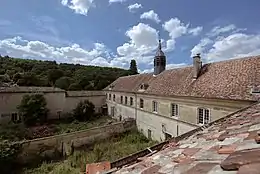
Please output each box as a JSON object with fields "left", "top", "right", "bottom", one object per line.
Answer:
{"left": 17, "top": 94, "right": 49, "bottom": 126}
{"left": 72, "top": 100, "right": 95, "bottom": 121}
{"left": 23, "top": 130, "right": 157, "bottom": 174}
{"left": 0, "top": 141, "right": 22, "bottom": 174}
{"left": 0, "top": 55, "right": 138, "bottom": 90}
{"left": 0, "top": 116, "right": 114, "bottom": 141}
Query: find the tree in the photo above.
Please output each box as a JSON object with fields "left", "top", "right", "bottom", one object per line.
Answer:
{"left": 129, "top": 59, "right": 138, "bottom": 75}
{"left": 47, "top": 69, "right": 64, "bottom": 86}
{"left": 68, "top": 83, "right": 82, "bottom": 90}
{"left": 0, "top": 55, "right": 131, "bottom": 90}
{"left": 17, "top": 94, "right": 49, "bottom": 126}
{"left": 55, "top": 76, "right": 73, "bottom": 90}
{"left": 73, "top": 100, "right": 95, "bottom": 121}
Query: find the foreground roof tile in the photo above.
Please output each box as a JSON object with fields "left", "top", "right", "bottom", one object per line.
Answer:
{"left": 114, "top": 102, "right": 260, "bottom": 174}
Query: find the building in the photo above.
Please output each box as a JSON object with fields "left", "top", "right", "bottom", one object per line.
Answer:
{"left": 104, "top": 39, "right": 260, "bottom": 142}
{"left": 0, "top": 87, "right": 106, "bottom": 123}
{"left": 114, "top": 102, "right": 260, "bottom": 173}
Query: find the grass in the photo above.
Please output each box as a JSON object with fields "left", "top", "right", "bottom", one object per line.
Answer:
{"left": 23, "top": 130, "right": 157, "bottom": 174}
{"left": 52, "top": 116, "right": 114, "bottom": 135}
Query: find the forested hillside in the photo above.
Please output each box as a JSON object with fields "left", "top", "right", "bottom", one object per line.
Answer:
{"left": 0, "top": 55, "right": 137, "bottom": 90}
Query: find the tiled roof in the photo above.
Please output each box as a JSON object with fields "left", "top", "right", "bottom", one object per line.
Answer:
{"left": 114, "top": 102, "right": 260, "bottom": 174}
{"left": 105, "top": 56, "right": 260, "bottom": 101}
{"left": 0, "top": 86, "right": 65, "bottom": 93}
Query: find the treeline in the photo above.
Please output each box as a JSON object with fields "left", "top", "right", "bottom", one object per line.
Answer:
{"left": 0, "top": 55, "right": 138, "bottom": 90}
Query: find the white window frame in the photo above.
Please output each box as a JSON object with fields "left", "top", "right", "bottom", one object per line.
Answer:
{"left": 197, "top": 108, "right": 210, "bottom": 125}
{"left": 171, "top": 103, "right": 179, "bottom": 117}
{"left": 152, "top": 101, "right": 158, "bottom": 113}
{"left": 140, "top": 98, "right": 144, "bottom": 109}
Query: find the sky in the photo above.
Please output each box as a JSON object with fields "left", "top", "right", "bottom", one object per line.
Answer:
{"left": 0, "top": 0, "right": 260, "bottom": 73}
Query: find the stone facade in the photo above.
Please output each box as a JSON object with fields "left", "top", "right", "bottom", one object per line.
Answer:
{"left": 105, "top": 91, "right": 254, "bottom": 142}
{"left": 0, "top": 87, "right": 106, "bottom": 123}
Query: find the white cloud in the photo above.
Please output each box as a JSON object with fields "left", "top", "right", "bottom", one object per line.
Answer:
{"left": 128, "top": 3, "right": 142, "bottom": 12}
{"left": 206, "top": 33, "right": 260, "bottom": 62}
{"left": 162, "top": 18, "right": 188, "bottom": 52}
{"left": 61, "top": 0, "right": 94, "bottom": 16}
{"left": 117, "top": 23, "right": 158, "bottom": 57}
{"left": 188, "top": 26, "right": 203, "bottom": 36}
{"left": 191, "top": 27, "right": 260, "bottom": 62}
{"left": 0, "top": 36, "right": 121, "bottom": 67}
{"left": 207, "top": 24, "right": 237, "bottom": 37}
{"left": 109, "top": 0, "right": 127, "bottom": 4}
{"left": 190, "top": 38, "right": 212, "bottom": 57}
{"left": 140, "top": 10, "right": 161, "bottom": 23}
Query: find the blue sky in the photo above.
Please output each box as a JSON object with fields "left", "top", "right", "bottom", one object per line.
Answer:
{"left": 0, "top": 0, "right": 260, "bottom": 73}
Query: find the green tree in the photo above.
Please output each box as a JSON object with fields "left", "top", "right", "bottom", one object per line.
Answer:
{"left": 129, "top": 59, "right": 138, "bottom": 75}
{"left": 17, "top": 94, "right": 49, "bottom": 126}
{"left": 73, "top": 100, "right": 95, "bottom": 121}
{"left": 47, "top": 69, "right": 64, "bottom": 86}
{"left": 55, "top": 76, "right": 73, "bottom": 90}
{"left": 68, "top": 83, "right": 81, "bottom": 91}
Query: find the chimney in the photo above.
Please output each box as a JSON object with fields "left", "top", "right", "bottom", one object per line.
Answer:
{"left": 193, "top": 53, "right": 202, "bottom": 79}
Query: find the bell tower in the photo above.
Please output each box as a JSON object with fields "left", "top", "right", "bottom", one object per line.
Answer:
{"left": 154, "top": 39, "right": 166, "bottom": 75}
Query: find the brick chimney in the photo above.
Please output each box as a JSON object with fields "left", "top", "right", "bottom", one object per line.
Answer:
{"left": 193, "top": 53, "right": 202, "bottom": 79}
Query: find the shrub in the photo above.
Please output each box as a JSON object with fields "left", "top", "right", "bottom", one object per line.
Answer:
{"left": 17, "top": 94, "right": 49, "bottom": 126}
{"left": 72, "top": 100, "right": 95, "bottom": 121}
{"left": 0, "top": 141, "right": 22, "bottom": 174}
{"left": 0, "top": 123, "right": 29, "bottom": 141}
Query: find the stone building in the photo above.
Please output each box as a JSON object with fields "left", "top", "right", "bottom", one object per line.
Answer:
{"left": 0, "top": 87, "right": 106, "bottom": 123}
{"left": 104, "top": 39, "right": 260, "bottom": 142}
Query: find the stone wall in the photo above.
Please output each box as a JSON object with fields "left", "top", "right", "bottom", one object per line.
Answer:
{"left": 18, "top": 120, "right": 136, "bottom": 165}
{"left": 0, "top": 88, "right": 106, "bottom": 123}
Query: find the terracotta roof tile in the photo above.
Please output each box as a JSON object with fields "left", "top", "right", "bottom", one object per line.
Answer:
{"left": 114, "top": 102, "right": 260, "bottom": 174}
{"left": 106, "top": 56, "right": 260, "bottom": 101}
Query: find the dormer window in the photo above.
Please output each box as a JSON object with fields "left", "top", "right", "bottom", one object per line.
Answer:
{"left": 251, "top": 86, "right": 260, "bottom": 94}
{"left": 139, "top": 83, "right": 149, "bottom": 91}
{"left": 108, "top": 85, "right": 114, "bottom": 90}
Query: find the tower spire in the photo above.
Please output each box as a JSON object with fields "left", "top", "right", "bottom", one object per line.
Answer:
{"left": 158, "top": 39, "right": 162, "bottom": 50}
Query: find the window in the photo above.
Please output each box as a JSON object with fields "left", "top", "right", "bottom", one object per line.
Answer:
{"left": 148, "top": 129, "right": 152, "bottom": 139}
{"left": 111, "top": 107, "right": 115, "bottom": 117}
{"left": 109, "top": 94, "right": 111, "bottom": 100}
{"left": 152, "top": 101, "right": 158, "bottom": 112}
{"left": 11, "top": 113, "right": 20, "bottom": 123}
{"left": 113, "top": 94, "right": 115, "bottom": 101}
{"left": 125, "top": 96, "right": 127, "bottom": 105}
{"left": 198, "top": 108, "right": 210, "bottom": 125}
{"left": 130, "top": 97, "right": 133, "bottom": 106}
{"left": 140, "top": 98, "right": 144, "bottom": 109}
{"left": 120, "top": 96, "right": 123, "bottom": 104}
{"left": 171, "top": 104, "right": 179, "bottom": 117}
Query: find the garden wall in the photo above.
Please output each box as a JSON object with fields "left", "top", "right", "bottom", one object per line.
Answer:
{"left": 18, "top": 119, "right": 136, "bottom": 165}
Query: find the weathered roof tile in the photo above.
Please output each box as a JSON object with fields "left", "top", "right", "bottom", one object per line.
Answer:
{"left": 105, "top": 56, "right": 260, "bottom": 101}
{"left": 114, "top": 102, "right": 260, "bottom": 174}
